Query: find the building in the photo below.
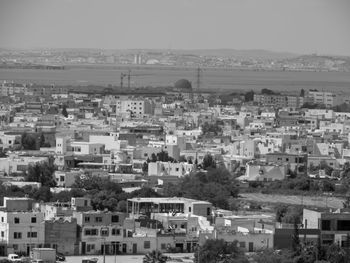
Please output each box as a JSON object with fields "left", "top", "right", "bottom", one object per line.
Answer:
{"left": 73, "top": 210, "right": 127, "bottom": 255}
{"left": 44, "top": 217, "right": 78, "bottom": 255}
{"left": 265, "top": 153, "right": 307, "bottom": 176}
{"left": 0, "top": 198, "right": 44, "bottom": 256}
{"left": 303, "top": 208, "right": 350, "bottom": 248}
{"left": 240, "top": 161, "right": 287, "bottom": 181}
{"left": 127, "top": 197, "right": 212, "bottom": 220}
{"left": 254, "top": 94, "right": 304, "bottom": 108}
{"left": 307, "top": 91, "right": 341, "bottom": 108}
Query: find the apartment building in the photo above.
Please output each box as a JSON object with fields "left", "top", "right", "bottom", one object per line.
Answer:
{"left": 115, "top": 99, "right": 154, "bottom": 118}
{"left": 307, "top": 91, "right": 341, "bottom": 107}
{"left": 0, "top": 198, "right": 44, "bottom": 256}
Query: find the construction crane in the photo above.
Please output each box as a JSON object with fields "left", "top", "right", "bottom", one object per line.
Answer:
{"left": 120, "top": 69, "right": 131, "bottom": 89}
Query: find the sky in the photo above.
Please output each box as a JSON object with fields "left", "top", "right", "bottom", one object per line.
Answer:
{"left": 0, "top": 0, "right": 350, "bottom": 56}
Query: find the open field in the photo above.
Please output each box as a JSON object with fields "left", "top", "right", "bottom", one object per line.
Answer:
{"left": 240, "top": 193, "right": 345, "bottom": 209}
{"left": 1, "top": 66, "right": 350, "bottom": 93}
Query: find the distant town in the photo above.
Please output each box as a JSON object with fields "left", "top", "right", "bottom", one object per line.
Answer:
{"left": 1, "top": 73, "right": 350, "bottom": 263}
{"left": 1, "top": 48, "right": 350, "bottom": 72}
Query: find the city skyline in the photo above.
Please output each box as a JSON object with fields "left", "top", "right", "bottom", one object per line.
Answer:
{"left": 0, "top": 0, "right": 350, "bottom": 56}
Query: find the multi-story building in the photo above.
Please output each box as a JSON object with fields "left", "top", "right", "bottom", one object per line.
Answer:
{"left": 44, "top": 217, "right": 78, "bottom": 255}
{"left": 253, "top": 94, "right": 304, "bottom": 108}
{"left": 0, "top": 198, "right": 44, "bottom": 256}
{"left": 73, "top": 210, "right": 127, "bottom": 255}
{"left": 303, "top": 208, "right": 350, "bottom": 247}
{"left": 307, "top": 91, "right": 341, "bottom": 107}
{"left": 115, "top": 99, "right": 155, "bottom": 118}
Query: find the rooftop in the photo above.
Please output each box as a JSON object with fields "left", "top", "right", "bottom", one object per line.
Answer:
{"left": 127, "top": 197, "right": 211, "bottom": 205}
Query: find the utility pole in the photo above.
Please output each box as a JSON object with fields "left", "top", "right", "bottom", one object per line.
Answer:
{"left": 127, "top": 69, "right": 131, "bottom": 89}
{"left": 155, "top": 218, "right": 158, "bottom": 260}
{"left": 114, "top": 242, "right": 117, "bottom": 263}
{"left": 103, "top": 238, "right": 106, "bottom": 263}
{"left": 196, "top": 66, "right": 201, "bottom": 91}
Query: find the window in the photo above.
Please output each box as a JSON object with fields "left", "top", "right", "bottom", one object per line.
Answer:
{"left": 101, "top": 229, "right": 109, "bottom": 236}
{"left": 1, "top": 217, "right": 3, "bottom": 222}
{"left": 14, "top": 232, "right": 22, "bottom": 239}
{"left": 14, "top": 217, "right": 20, "bottom": 224}
{"left": 85, "top": 229, "right": 98, "bottom": 236}
{"left": 207, "top": 207, "right": 211, "bottom": 216}
{"left": 27, "top": 232, "right": 37, "bottom": 238}
{"left": 1, "top": 231, "right": 4, "bottom": 237}
{"left": 60, "top": 176, "right": 65, "bottom": 182}
{"left": 337, "top": 220, "right": 350, "bottom": 231}
{"left": 144, "top": 241, "right": 151, "bottom": 249}
{"left": 13, "top": 245, "right": 18, "bottom": 250}
{"left": 322, "top": 220, "right": 331, "bottom": 231}
{"left": 112, "top": 229, "right": 121, "bottom": 236}
{"left": 188, "top": 207, "right": 191, "bottom": 213}
{"left": 31, "top": 217, "right": 36, "bottom": 223}
{"left": 239, "top": 242, "right": 246, "bottom": 248}
{"left": 95, "top": 217, "right": 102, "bottom": 223}
{"left": 111, "top": 215, "right": 119, "bottom": 223}
{"left": 87, "top": 244, "right": 95, "bottom": 252}
{"left": 84, "top": 216, "right": 90, "bottom": 223}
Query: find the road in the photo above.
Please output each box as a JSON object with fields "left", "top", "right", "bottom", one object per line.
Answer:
{"left": 65, "top": 253, "right": 194, "bottom": 263}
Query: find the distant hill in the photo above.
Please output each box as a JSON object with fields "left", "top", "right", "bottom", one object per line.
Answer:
{"left": 167, "top": 49, "right": 299, "bottom": 60}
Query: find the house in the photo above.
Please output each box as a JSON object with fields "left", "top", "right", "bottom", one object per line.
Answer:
{"left": 127, "top": 197, "right": 212, "bottom": 220}
{"left": 303, "top": 208, "right": 350, "bottom": 247}
{"left": 239, "top": 161, "right": 287, "bottom": 181}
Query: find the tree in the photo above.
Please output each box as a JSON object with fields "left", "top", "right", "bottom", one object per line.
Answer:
{"left": 156, "top": 150, "right": 174, "bottom": 162}
{"left": 244, "top": 90, "right": 254, "bottom": 102}
{"left": 142, "top": 162, "right": 148, "bottom": 173}
{"left": 194, "top": 239, "right": 248, "bottom": 263}
{"left": 116, "top": 200, "right": 127, "bottom": 212}
{"left": 202, "top": 154, "right": 216, "bottom": 169}
{"left": 21, "top": 132, "right": 37, "bottom": 150}
{"left": 175, "top": 168, "right": 239, "bottom": 209}
{"left": 151, "top": 153, "right": 157, "bottom": 162}
{"left": 143, "top": 250, "right": 168, "bottom": 263}
{"left": 178, "top": 155, "right": 187, "bottom": 163}
{"left": 130, "top": 187, "right": 160, "bottom": 198}
{"left": 62, "top": 104, "right": 68, "bottom": 118}
{"left": 292, "top": 220, "right": 301, "bottom": 257}
{"left": 26, "top": 160, "right": 57, "bottom": 187}
{"left": 261, "top": 88, "right": 277, "bottom": 95}
{"left": 326, "top": 243, "right": 346, "bottom": 263}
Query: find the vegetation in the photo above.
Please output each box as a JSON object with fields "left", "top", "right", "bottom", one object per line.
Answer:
{"left": 201, "top": 121, "right": 223, "bottom": 136}
{"left": 21, "top": 132, "right": 38, "bottom": 150}
{"left": 25, "top": 159, "right": 57, "bottom": 187}
{"left": 143, "top": 250, "right": 168, "bottom": 263}
{"left": 244, "top": 90, "right": 254, "bottom": 102}
{"left": 61, "top": 104, "right": 68, "bottom": 117}
{"left": 194, "top": 239, "right": 248, "bottom": 263}
{"left": 163, "top": 167, "right": 239, "bottom": 209}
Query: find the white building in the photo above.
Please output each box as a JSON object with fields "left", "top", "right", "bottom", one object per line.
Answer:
{"left": 0, "top": 197, "right": 45, "bottom": 256}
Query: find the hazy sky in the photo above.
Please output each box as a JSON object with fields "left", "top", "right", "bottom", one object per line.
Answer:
{"left": 0, "top": 0, "right": 350, "bottom": 55}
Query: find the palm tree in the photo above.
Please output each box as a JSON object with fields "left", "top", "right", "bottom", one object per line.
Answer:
{"left": 143, "top": 250, "right": 168, "bottom": 263}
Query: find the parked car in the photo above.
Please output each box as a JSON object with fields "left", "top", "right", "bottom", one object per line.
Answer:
{"left": 8, "top": 254, "right": 21, "bottom": 262}
{"left": 56, "top": 253, "right": 65, "bottom": 262}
